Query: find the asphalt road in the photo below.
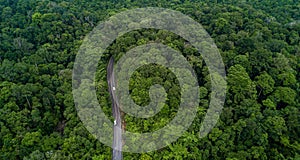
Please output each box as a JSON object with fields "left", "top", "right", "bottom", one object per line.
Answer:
{"left": 107, "top": 57, "right": 123, "bottom": 160}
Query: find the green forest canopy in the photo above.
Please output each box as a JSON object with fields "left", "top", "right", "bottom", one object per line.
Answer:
{"left": 0, "top": 0, "right": 299, "bottom": 159}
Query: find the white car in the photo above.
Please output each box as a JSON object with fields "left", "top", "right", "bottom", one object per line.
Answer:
{"left": 113, "top": 87, "right": 116, "bottom": 91}
{"left": 114, "top": 120, "right": 117, "bottom": 125}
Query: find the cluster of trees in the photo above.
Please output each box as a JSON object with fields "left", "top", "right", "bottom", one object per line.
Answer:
{"left": 0, "top": 0, "right": 299, "bottom": 159}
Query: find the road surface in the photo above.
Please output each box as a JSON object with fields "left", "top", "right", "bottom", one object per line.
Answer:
{"left": 107, "top": 57, "right": 123, "bottom": 160}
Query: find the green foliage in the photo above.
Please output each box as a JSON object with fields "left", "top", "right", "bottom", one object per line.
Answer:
{"left": 0, "top": 0, "right": 299, "bottom": 159}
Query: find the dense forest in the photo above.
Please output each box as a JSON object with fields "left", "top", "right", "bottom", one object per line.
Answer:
{"left": 0, "top": 0, "right": 299, "bottom": 159}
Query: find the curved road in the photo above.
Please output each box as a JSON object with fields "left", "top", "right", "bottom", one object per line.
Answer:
{"left": 107, "top": 57, "right": 123, "bottom": 160}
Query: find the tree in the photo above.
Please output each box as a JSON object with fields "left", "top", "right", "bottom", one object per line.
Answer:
{"left": 255, "top": 72, "right": 275, "bottom": 96}
{"left": 227, "top": 64, "right": 257, "bottom": 104}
